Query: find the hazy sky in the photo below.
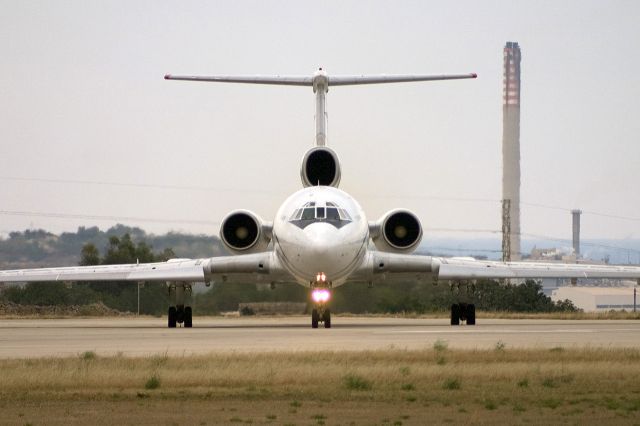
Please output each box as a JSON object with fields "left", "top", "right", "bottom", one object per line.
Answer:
{"left": 1, "top": 0, "right": 639, "bottom": 242}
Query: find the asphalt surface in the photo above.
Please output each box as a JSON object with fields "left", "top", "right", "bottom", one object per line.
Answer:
{"left": 0, "top": 316, "right": 638, "bottom": 358}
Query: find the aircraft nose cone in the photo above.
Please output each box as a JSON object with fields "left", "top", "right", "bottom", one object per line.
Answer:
{"left": 304, "top": 223, "right": 341, "bottom": 273}
{"left": 306, "top": 223, "right": 337, "bottom": 249}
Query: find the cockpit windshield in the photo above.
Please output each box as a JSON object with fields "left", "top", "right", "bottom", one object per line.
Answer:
{"left": 289, "top": 201, "right": 352, "bottom": 229}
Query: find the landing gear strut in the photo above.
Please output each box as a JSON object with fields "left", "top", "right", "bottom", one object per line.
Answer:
{"left": 167, "top": 282, "right": 193, "bottom": 328}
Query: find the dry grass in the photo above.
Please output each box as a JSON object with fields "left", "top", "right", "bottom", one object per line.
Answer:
{"left": 0, "top": 348, "right": 639, "bottom": 424}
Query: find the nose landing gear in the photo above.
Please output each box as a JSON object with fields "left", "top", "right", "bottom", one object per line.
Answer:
{"left": 310, "top": 285, "right": 332, "bottom": 329}
{"left": 311, "top": 306, "right": 331, "bottom": 328}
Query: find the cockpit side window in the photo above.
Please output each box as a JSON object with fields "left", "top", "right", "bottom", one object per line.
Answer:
{"left": 338, "top": 208, "right": 351, "bottom": 220}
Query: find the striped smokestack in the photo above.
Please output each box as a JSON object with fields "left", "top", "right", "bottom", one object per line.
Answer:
{"left": 502, "top": 41, "right": 522, "bottom": 260}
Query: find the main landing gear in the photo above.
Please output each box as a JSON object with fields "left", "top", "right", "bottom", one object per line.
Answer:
{"left": 167, "top": 282, "right": 193, "bottom": 328}
{"left": 450, "top": 302, "right": 475, "bottom": 326}
{"left": 448, "top": 281, "right": 476, "bottom": 326}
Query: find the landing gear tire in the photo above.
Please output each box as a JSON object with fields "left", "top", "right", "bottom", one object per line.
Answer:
{"left": 466, "top": 304, "right": 476, "bottom": 325}
{"left": 323, "top": 309, "right": 331, "bottom": 329}
{"left": 176, "top": 306, "right": 186, "bottom": 325}
{"left": 450, "top": 304, "right": 460, "bottom": 326}
{"left": 311, "top": 309, "right": 319, "bottom": 329}
{"left": 168, "top": 306, "right": 177, "bottom": 328}
{"left": 184, "top": 306, "right": 193, "bottom": 328}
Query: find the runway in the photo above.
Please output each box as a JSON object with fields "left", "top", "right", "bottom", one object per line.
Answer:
{"left": 0, "top": 316, "right": 638, "bottom": 358}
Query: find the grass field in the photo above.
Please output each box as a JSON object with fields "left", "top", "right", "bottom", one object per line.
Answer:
{"left": 1, "top": 347, "right": 639, "bottom": 425}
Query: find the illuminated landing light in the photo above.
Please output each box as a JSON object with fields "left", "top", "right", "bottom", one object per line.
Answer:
{"left": 312, "top": 288, "right": 331, "bottom": 303}
{"left": 315, "top": 272, "right": 327, "bottom": 282}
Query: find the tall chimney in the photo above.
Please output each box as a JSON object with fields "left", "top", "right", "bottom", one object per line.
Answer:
{"left": 502, "top": 41, "right": 522, "bottom": 260}
{"left": 571, "top": 209, "right": 582, "bottom": 257}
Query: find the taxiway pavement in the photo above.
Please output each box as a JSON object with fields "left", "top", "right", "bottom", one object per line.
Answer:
{"left": 0, "top": 316, "right": 638, "bottom": 358}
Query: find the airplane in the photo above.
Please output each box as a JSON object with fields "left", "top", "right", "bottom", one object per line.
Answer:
{"left": 2, "top": 68, "right": 640, "bottom": 329}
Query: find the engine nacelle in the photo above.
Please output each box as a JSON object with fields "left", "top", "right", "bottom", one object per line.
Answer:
{"left": 300, "top": 146, "right": 341, "bottom": 188}
{"left": 220, "top": 210, "right": 271, "bottom": 254}
{"left": 371, "top": 209, "right": 423, "bottom": 253}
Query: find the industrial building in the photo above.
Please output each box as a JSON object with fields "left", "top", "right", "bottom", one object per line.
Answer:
{"left": 552, "top": 286, "right": 638, "bottom": 312}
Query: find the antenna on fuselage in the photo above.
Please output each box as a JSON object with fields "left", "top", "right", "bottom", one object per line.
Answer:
{"left": 164, "top": 69, "right": 477, "bottom": 147}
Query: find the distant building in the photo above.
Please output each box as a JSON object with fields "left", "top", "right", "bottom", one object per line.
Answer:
{"left": 529, "top": 247, "right": 576, "bottom": 263}
{"left": 552, "top": 286, "right": 637, "bottom": 312}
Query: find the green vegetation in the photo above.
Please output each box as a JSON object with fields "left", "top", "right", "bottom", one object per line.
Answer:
{"left": 343, "top": 373, "right": 372, "bottom": 391}
{"left": 1, "top": 234, "right": 175, "bottom": 315}
{"left": 144, "top": 375, "right": 161, "bottom": 390}
{"left": 0, "top": 225, "right": 224, "bottom": 269}
{"left": 81, "top": 351, "right": 96, "bottom": 361}
{"left": 1, "top": 348, "right": 638, "bottom": 425}
{"left": 194, "top": 278, "right": 577, "bottom": 315}
{"left": 0, "top": 226, "right": 582, "bottom": 316}
{"left": 442, "top": 377, "right": 461, "bottom": 390}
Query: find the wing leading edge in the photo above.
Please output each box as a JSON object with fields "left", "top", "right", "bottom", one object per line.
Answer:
{"left": 352, "top": 252, "right": 640, "bottom": 283}
{"left": 0, "top": 252, "right": 292, "bottom": 284}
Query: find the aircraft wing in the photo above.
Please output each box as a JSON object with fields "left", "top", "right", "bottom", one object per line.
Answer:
{"left": 434, "top": 257, "right": 640, "bottom": 280}
{"left": 352, "top": 252, "right": 640, "bottom": 283}
{"left": 0, "top": 259, "right": 209, "bottom": 283}
{"left": 0, "top": 252, "right": 293, "bottom": 284}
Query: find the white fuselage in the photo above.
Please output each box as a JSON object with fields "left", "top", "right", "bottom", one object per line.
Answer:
{"left": 272, "top": 186, "right": 369, "bottom": 287}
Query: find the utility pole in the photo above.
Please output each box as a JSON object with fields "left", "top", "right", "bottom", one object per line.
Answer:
{"left": 571, "top": 209, "right": 582, "bottom": 259}
{"left": 137, "top": 282, "right": 144, "bottom": 316}
{"left": 502, "top": 199, "right": 512, "bottom": 262}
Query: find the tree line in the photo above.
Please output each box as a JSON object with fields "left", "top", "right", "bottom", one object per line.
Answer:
{"left": 1, "top": 233, "right": 578, "bottom": 314}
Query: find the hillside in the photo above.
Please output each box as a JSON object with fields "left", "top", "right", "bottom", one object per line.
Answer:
{"left": 0, "top": 225, "right": 226, "bottom": 269}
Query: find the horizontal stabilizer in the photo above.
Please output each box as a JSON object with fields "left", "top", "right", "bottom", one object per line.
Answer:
{"left": 164, "top": 74, "right": 313, "bottom": 86}
{"left": 329, "top": 73, "right": 477, "bottom": 86}
{"left": 164, "top": 73, "right": 477, "bottom": 87}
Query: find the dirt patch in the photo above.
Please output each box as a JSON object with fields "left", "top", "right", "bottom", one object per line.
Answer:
{"left": 238, "top": 302, "right": 307, "bottom": 315}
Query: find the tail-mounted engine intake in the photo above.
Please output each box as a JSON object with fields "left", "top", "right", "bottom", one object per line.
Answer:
{"left": 371, "top": 209, "right": 423, "bottom": 253}
{"left": 301, "top": 147, "right": 341, "bottom": 188}
{"left": 220, "top": 210, "right": 271, "bottom": 254}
